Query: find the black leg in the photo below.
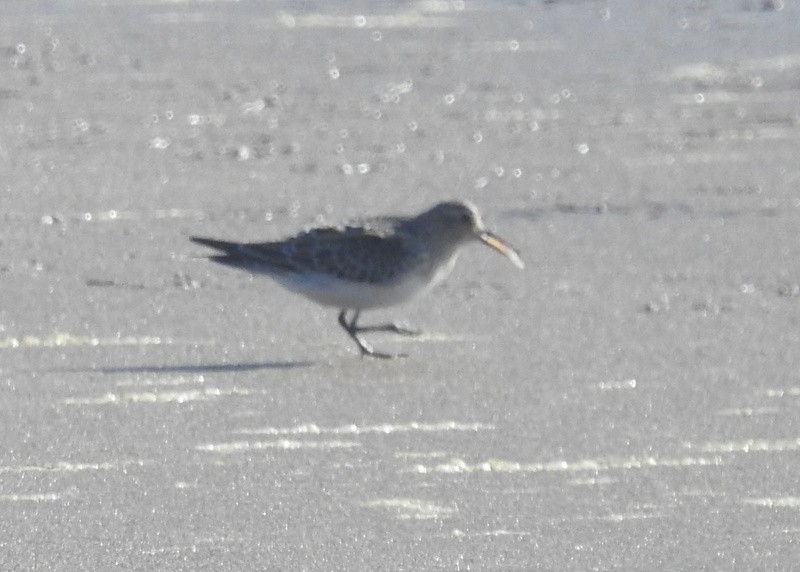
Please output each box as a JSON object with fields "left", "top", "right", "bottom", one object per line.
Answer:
{"left": 336, "top": 309, "right": 407, "bottom": 359}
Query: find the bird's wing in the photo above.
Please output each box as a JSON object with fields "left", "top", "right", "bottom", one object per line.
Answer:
{"left": 192, "top": 216, "right": 421, "bottom": 283}
{"left": 253, "top": 224, "right": 419, "bottom": 284}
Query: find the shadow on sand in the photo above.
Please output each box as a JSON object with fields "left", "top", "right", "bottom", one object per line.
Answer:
{"left": 48, "top": 360, "right": 316, "bottom": 375}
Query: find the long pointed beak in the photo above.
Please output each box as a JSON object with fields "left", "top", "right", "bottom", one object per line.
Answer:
{"left": 479, "top": 231, "right": 524, "bottom": 269}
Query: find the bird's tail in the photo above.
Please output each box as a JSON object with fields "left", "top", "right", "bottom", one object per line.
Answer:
{"left": 191, "top": 236, "right": 295, "bottom": 273}
{"left": 190, "top": 236, "right": 243, "bottom": 256}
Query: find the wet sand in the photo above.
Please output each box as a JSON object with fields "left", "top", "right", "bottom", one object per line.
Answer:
{"left": 2, "top": 0, "right": 800, "bottom": 569}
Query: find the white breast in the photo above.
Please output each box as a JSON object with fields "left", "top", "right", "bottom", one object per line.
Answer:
{"left": 271, "top": 253, "right": 459, "bottom": 310}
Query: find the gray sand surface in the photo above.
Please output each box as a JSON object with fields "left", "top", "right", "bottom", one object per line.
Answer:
{"left": 2, "top": 0, "right": 800, "bottom": 569}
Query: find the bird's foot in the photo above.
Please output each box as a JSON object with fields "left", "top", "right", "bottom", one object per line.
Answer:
{"left": 356, "top": 337, "right": 408, "bottom": 360}
{"left": 338, "top": 310, "right": 413, "bottom": 359}
{"left": 354, "top": 322, "right": 421, "bottom": 337}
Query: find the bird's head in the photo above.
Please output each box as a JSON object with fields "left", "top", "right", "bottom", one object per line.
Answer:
{"left": 424, "top": 201, "right": 524, "bottom": 269}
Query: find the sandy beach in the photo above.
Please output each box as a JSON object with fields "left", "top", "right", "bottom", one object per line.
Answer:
{"left": 2, "top": 0, "right": 800, "bottom": 568}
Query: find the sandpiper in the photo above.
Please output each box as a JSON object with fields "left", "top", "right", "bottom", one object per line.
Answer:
{"left": 191, "top": 200, "right": 523, "bottom": 358}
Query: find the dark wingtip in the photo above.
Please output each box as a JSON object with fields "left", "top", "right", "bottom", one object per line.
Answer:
{"left": 191, "top": 237, "right": 294, "bottom": 273}
{"left": 207, "top": 255, "right": 242, "bottom": 267}
{"left": 190, "top": 236, "right": 240, "bottom": 253}
{"left": 191, "top": 236, "right": 218, "bottom": 247}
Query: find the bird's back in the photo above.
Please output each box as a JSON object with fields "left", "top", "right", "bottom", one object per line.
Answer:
{"left": 192, "top": 217, "right": 424, "bottom": 286}
{"left": 273, "top": 220, "right": 421, "bottom": 284}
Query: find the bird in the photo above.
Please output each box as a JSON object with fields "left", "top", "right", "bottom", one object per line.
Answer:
{"left": 191, "top": 200, "right": 523, "bottom": 359}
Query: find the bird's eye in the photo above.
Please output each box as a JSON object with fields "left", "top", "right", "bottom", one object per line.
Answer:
{"left": 460, "top": 213, "right": 471, "bottom": 223}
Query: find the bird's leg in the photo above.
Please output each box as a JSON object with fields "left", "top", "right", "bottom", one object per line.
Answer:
{"left": 337, "top": 309, "right": 406, "bottom": 359}
{"left": 337, "top": 309, "right": 391, "bottom": 359}
{"left": 341, "top": 310, "right": 421, "bottom": 336}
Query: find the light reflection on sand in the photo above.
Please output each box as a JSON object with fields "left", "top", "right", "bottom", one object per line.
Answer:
{"left": 199, "top": 421, "right": 495, "bottom": 458}
{"left": 686, "top": 437, "right": 800, "bottom": 453}
{"left": 0, "top": 459, "right": 147, "bottom": 474}
{"left": 363, "top": 498, "right": 456, "bottom": 520}
{"left": 0, "top": 332, "right": 173, "bottom": 349}
{"left": 715, "top": 406, "right": 781, "bottom": 417}
{"left": 579, "top": 511, "right": 666, "bottom": 522}
{"left": 743, "top": 497, "right": 800, "bottom": 508}
{"left": 395, "top": 450, "right": 450, "bottom": 460}
{"left": 36, "top": 208, "right": 205, "bottom": 224}
{"left": 594, "top": 378, "right": 637, "bottom": 391}
{"left": 114, "top": 375, "right": 205, "bottom": 387}
{"left": 234, "top": 420, "right": 494, "bottom": 436}
{"left": 452, "top": 528, "right": 531, "bottom": 538}
{"left": 761, "top": 387, "right": 800, "bottom": 397}
{"left": 407, "top": 455, "right": 723, "bottom": 475}
{"left": 64, "top": 386, "right": 262, "bottom": 406}
{"left": 0, "top": 492, "right": 63, "bottom": 502}
{"left": 276, "top": 11, "right": 456, "bottom": 30}
{"left": 196, "top": 439, "right": 360, "bottom": 453}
